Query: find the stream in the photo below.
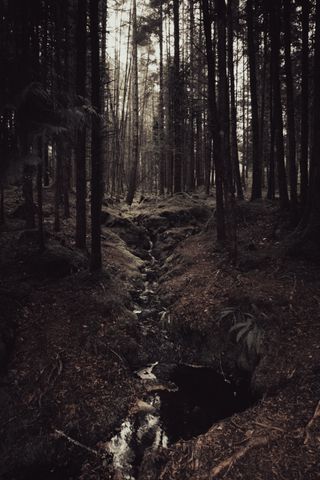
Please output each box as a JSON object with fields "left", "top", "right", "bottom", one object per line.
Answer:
{"left": 107, "top": 234, "right": 256, "bottom": 480}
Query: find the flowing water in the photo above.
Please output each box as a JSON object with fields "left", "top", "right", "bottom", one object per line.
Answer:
{"left": 107, "top": 237, "right": 256, "bottom": 479}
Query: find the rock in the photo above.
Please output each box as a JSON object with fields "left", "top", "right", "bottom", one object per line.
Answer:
{"left": 139, "top": 214, "right": 169, "bottom": 231}
{"left": 104, "top": 213, "right": 150, "bottom": 251}
{"left": 131, "top": 400, "right": 156, "bottom": 414}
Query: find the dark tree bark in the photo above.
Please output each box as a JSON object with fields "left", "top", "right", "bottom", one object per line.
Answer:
{"left": 300, "top": 0, "right": 310, "bottom": 210}
{"left": 173, "top": 0, "right": 182, "bottom": 193}
{"left": 23, "top": 164, "right": 36, "bottom": 229}
{"left": 76, "top": 0, "right": 87, "bottom": 249}
{"left": 216, "top": 0, "right": 232, "bottom": 196}
{"left": 187, "top": 0, "right": 195, "bottom": 192}
{"left": 54, "top": 144, "right": 62, "bottom": 232}
{"left": 159, "top": 0, "right": 165, "bottom": 195}
{"left": 37, "top": 161, "right": 45, "bottom": 252}
{"left": 0, "top": 187, "right": 4, "bottom": 225}
{"left": 267, "top": 80, "right": 275, "bottom": 200}
{"left": 247, "top": 0, "right": 261, "bottom": 200}
{"left": 201, "top": 0, "right": 225, "bottom": 242}
{"left": 283, "top": 0, "right": 298, "bottom": 219}
{"left": 298, "top": 0, "right": 320, "bottom": 240}
{"left": 228, "top": 0, "right": 243, "bottom": 200}
{"left": 43, "top": 144, "right": 50, "bottom": 186}
{"left": 90, "top": 0, "right": 103, "bottom": 271}
{"left": 269, "top": 0, "right": 289, "bottom": 209}
{"left": 126, "top": 0, "right": 139, "bottom": 204}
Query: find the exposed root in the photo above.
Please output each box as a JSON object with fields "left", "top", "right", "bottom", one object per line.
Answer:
{"left": 254, "top": 421, "right": 285, "bottom": 433}
{"left": 211, "top": 435, "right": 269, "bottom": 477}
{"left": 304, "top": 400, "right": 320, "bottom": 445}
{"left": 54, "top": 429, "right": 106, "bottom": 457}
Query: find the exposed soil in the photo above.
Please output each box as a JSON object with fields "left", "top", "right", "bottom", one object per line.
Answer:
{"left": 0, "top": 189, "right": 320, "bottom": 480}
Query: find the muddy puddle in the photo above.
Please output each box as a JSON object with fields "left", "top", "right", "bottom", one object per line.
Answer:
{"left": 108, "top": 364, "right": 256, "bottom": 479}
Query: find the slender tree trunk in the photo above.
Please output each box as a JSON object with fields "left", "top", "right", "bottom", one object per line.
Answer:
{"left": 259, "top": 29, "right": 268, "bottom": 190}
{"left": 217, "top": 0, "right": 232, "bottom": 195}
{"left": 76, "top": 0, "right": 87, "bottom": 249}
{"left": 159, "top": 0, "right": 165, "bottom": 195}
{"left": 283, "top": 0, "right": 298, "bottom": 219}
{"left": 187, "top": 0, "right": 195, "bottom": 192}
{"left": 300, "top": 0, "right": 309, "bottom": 210}
{"left": 37, "top": 163, "right": 45, "bottom": 252}
{"left": 247, "top": 0, "right": 261, "bottom": 200}
{"left": 267, "top": 80, "right": 275, "bottom": 200}
{"left": 0, "top": 187, "right": 4, "bottom": 225}
{"left": 202, "top": 0, "right": 225, "bottom": 242}
{"left": 173, "top": 0, "right": 182, "bottom": 193}
{"left": 298, "top": 0, "right": 320, "bottom": 240}
{"left": 43, "top": 144, "right": 50, "bottom": 186}
{"left": 269, "top": 0, "right": 289, "bottom": 209}
{"left": 228, "top": 0, "right": 243, "bottom": 200}
{"left": 90, "top": 0, "right": 103, "bottom": 271}
{"left": 54, "top": 145, "right": 62, "bottom": 232}
{"left": 23, "top": 164, "right": 35, "bottom": 229}
{"left": 126, "top": 0, "right": 139, "bottom": 204}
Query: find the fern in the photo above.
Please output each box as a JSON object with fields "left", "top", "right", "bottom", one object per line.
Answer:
{"left": 220, "top": 307, "right": 264, "bottom": 357}
{"left": 230, "top": 316, "right": 264, "bottom": 356}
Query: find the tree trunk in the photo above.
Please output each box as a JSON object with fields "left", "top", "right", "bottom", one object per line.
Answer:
{"left": 247, "top": 0, "right": 261, "bottom": 200}
{"left": 54, "top": 144, "right": 62, "bottom": 232}
{"left": 201, "top": 0, "right": 225, "bottom": 242}
{"left": 187, "top": 0, "right": 195, "bottom": 192}
{"left": 76, "top": 0, "right": 87, "bottom": 249}
{"left": 23, "top": 165, "right": 35, "bottom": 229}
{"left": 300, "top": 0, "right": 309, "bottom": 210}
{"left": 295, "top": 0, "right": 320, "bottom": 244}
{"left": 269, "top": 0, "right": 289, "bottom": 209}
{"left": 126, "top": 0, "right": 139, "bottom": 205}
{"left": 90, "top": 0, "right": 103, "bottom": 271}
{"left": 216, "top": 0, "right": 232, "bottom": 196}
{"left": 228, "top": 0, "right": 243, "bottom": 200}
{"left": 283, "top": 0, "right": 298, "bottom": 219}
{"left": 0, "top": 187, "right": 4, "bottom": 225}
{"left": 173, "top": 0, "right": 182, "bottom": 193}
{"left": 267, "top": 79, "right": 275, "bottom": 200}
{"left": 37, "top": 162, "right": 45, "bottom": 252}
{"left": 159, "top": 0, "right": 165, "bottom": 195}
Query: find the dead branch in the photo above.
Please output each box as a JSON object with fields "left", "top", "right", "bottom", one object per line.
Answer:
{"left": 304, "top": 400, "right": 320, "bottom": 445}
{"left": 107, "top": 346, "right": 127, "bottom": 366}
{"left": 211, "top": 435, "right": 269, "bottom": 477}
{"left": 54, "top": 429, "right": 106, "bottom": 457}
{"left": 254, "top": 421, "right": 285, "bottom": 433}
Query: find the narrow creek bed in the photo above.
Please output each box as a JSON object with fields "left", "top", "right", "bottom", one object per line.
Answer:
{"left": 106, "top": 229, "right": 257, "bottom": 480}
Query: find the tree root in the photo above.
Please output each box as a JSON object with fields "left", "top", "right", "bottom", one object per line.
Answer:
{"left": 304, "top": 400, "right": 320, "bottom": 445}
{"left": 211, "top": 435, "right": 269, "bottom": 477}
{"left": 54, "top": 429, "right": 106, "bottom": 457}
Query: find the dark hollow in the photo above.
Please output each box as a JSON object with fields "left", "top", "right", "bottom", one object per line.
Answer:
{"left": 158, "top": 365, "right": 257, "bottom": 443}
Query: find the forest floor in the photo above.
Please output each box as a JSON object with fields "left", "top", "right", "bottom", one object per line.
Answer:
{"left": 0, "top": 187, "right": 320, "bottom": 480}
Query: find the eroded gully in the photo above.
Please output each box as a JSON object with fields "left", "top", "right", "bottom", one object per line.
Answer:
{"left": 105, "top": 224, "right": 256, "bottom": 480}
